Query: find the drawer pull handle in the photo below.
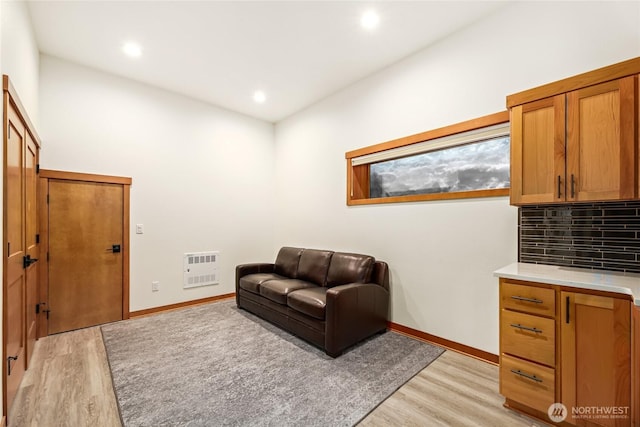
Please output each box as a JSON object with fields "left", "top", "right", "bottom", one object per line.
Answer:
{"left": 510, "top": 323, "right": 542, "bottom": 334}
{"left": 510, "top": 295, "right": 543, "bottom": 304}
{"left": 510, "top": 369, "right": 543, "bottom": 383}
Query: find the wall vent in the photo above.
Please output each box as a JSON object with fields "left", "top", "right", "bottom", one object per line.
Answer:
{"left": 183, "top": 251, "right": 219, "bottom": 289}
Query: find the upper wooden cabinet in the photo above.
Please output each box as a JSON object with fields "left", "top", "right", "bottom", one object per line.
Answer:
{"left": 508, "top": 58, "right": 640, "bottom": 205}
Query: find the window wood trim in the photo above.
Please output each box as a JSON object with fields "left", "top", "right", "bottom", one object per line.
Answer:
{"left": 345, "top": 111, "right": 510, "bottom": 206}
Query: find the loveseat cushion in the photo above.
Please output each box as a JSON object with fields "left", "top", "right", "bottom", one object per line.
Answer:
{"left": 325, "top": 252, "right": 374, "bottom": 288}
{"left": 274, "top": 247, "right": 304, "bottom": 278}
{"left": 239, "top": 273, "right": 284, "bottom": 294}
{"left": 287, "top": 287, "right": 327, "bottom": 320}
{"left": 297, "top": 249, "right": 333, "bottom": 285}
{"left": 259, "top": 279, "right": 316, "bottom": 305}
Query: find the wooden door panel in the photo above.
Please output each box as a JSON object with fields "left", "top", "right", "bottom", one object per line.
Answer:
{"left": 561, "top": 292, "right": 631, "bottom": 427}
{"left": 48, "top": 180, "right": 123, "bottom": 334}
{"left": 510, "top": 95, "right": 565, "bottom": 204}
{"left": 5, "top": 276, "right": 25, "bottom": 414}
{"left": 25, "top": 133, "right": 37, "bottom": 256}
{"left": 4, "top": 105, "right": 26, "bottom": 414}
{"left": 24, "top": 133, "right": 38, "bottom": 365}
{"left": 37, "top": 177, "right": 49, "bottom": 339}
{"left": 567, "top": 76, "right": 637, "bottom": 201}
{"left": 6, "top": 109, "right": 24, "bottom": 263}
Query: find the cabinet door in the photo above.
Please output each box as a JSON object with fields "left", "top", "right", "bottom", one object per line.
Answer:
{"left": 566, "top": 76, "right": 638, "bottom": 202}
{"left": 633, "top": 305, "right": 640, "bottom": 426}
{"left": 510, "top": 95, "right": 566, "bottom": 204}
{"left": 561, "top": 292, "right": 631, "bottom": 427}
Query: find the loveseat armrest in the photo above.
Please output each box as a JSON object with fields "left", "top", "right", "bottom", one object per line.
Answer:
{"left": 325, "top": 283, "right": 389, "bottom": 357}
{"left": 236, "top": 263, "right": 275, "bottom": 279}
{"left": 235, "top": 263, "right": 276, "bottom": 306}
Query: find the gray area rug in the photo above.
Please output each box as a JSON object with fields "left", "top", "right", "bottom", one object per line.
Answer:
{"left": 101, "top": 299, "right": 444, "bottom": 426}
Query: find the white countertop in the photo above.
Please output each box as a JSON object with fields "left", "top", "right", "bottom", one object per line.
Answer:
{"left": 494, "top": 262, "right": 640, "bottom": 306}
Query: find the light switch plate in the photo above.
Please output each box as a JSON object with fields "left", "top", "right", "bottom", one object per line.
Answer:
{"left": 136, "top": 224, "right": 144, "bottom": 234}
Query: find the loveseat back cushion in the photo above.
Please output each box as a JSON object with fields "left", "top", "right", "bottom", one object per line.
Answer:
{"left": 297, "top": 249, "right": 333, "bottom": 285}
{"left": 274, "top": 247, "right": 304, "bottom": 278}
{"left": 325, "top": 252, "right": 374, "bottom": 288}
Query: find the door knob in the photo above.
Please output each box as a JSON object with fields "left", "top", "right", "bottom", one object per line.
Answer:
{"left": 107, "top": 244, "right": 121, "bottom": 253}
{"left": 7, "top": 355, "right": 18, "bottom": 376}
{"left": 23, "top": 255, "right": 38, "bottom": 268}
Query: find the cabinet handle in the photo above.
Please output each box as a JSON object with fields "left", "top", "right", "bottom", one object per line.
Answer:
{"left": 557, "top": 175, "right": 561, "bottom": 198}
{"left": 566, "top": 296, "right": 570, "bottom": 324}
{"left": 510, "top": 369, "right": 543, "bottom": 383}
{"left": 571, "top": 174, "right": 575, "bottom": 198}
{"left": 510, "top": 323, "right": 542, "bottom": 334}
{"left": 510, "top": 295, "right": 543, "bottom": 304}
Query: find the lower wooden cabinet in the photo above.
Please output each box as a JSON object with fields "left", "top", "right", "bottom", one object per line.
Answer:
{"left": 499, "top": 278, "right": 634, "bottom": 426}
{"left": 561, "top": 292, "right": 631, "bottom": 427}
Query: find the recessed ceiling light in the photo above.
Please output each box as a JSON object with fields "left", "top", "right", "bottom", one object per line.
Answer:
{"left": 253, "top": 90, "right": 266, "bottom": 104}
{"left": 360, "top": 10, "right": 380, "bottom": 30}
{"left": 122, "top": 41, "right": 142, "bottom": 58}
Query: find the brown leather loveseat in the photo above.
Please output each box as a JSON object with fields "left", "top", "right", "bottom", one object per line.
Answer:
{"left": 236, "top": 247, "right": 389, "bottom": 357}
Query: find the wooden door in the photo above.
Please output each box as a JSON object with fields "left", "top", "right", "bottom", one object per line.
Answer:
{"left": 561, "top": 292, "right": 631, "bottom": 426}
{"left": 510, "top": 95, "right": 566, "bottom": 204}
{"left": 47, "top": 180, "right": 124, "bottom": 334}
{"left": 4, "top": 104, "right": 26, "bottom": 413}
{"left": 566, "top": 75, "right": 637, "bottom": 202}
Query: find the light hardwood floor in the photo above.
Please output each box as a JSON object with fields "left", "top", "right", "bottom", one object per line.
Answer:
{"left": 9, "top": 325, "right": 543, "bottom": 427}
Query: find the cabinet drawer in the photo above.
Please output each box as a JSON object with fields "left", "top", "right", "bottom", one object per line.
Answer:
{"left": 501, "top": 281, "right": 555, "bottom": 317}
{"left": 500, "top": 354, "right": 555, "bottom": 414}
{"left": 501, "top": 309, "right": 555, "bottom": 366}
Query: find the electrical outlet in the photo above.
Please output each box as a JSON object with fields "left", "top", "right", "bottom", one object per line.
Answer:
{"left": 152, "top": 281, "right": 159, "bottom": 292}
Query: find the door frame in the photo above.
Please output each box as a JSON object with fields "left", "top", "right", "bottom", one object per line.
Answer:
{"left": 37, "top": 170, "right": 131, "bottom": 338}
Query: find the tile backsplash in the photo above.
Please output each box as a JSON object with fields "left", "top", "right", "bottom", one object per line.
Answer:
{"left": 519, "top": 201, "right": 640, "bottom": 273}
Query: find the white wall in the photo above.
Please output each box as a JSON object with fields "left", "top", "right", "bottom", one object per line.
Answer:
{"left": 39, "top": 55, "right": 276, "bottom": 311}
{"left": 274, "top": 1, "right": 640, "bottom": 354}
{"left": 1, "top": 0, "right": 40, "bottom": 125}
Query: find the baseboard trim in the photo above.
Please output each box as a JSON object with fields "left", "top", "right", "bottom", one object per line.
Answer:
{"left": 1, "top": 415, "right": 6, "bottom": 427}
{"left": 130, "top": 293, "right": 236, "bottom": 318}
{"left": 388, "top": 321, "right": 499, "bottom": 365}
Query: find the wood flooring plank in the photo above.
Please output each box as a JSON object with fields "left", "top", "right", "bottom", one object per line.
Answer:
{"left": 9, "top": 328, "right": 121, "bottom": 427}
{"left": 10, "top": 322, "right": 543, "bottom": 426}
{"left": 358, "top": 351, "right": 545, "bottom": 426}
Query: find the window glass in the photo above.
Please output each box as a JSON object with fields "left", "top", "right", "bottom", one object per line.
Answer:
{"left": 370, "top": 136, "right": 510, "bottom": 198}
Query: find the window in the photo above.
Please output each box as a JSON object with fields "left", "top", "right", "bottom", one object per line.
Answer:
{"left": 345, "top": 111, "right": 510, "bottom": 205}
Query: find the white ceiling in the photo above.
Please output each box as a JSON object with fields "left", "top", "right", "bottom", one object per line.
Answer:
{"left": 27, "top": 1, "right": 506, "bottom": 123}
